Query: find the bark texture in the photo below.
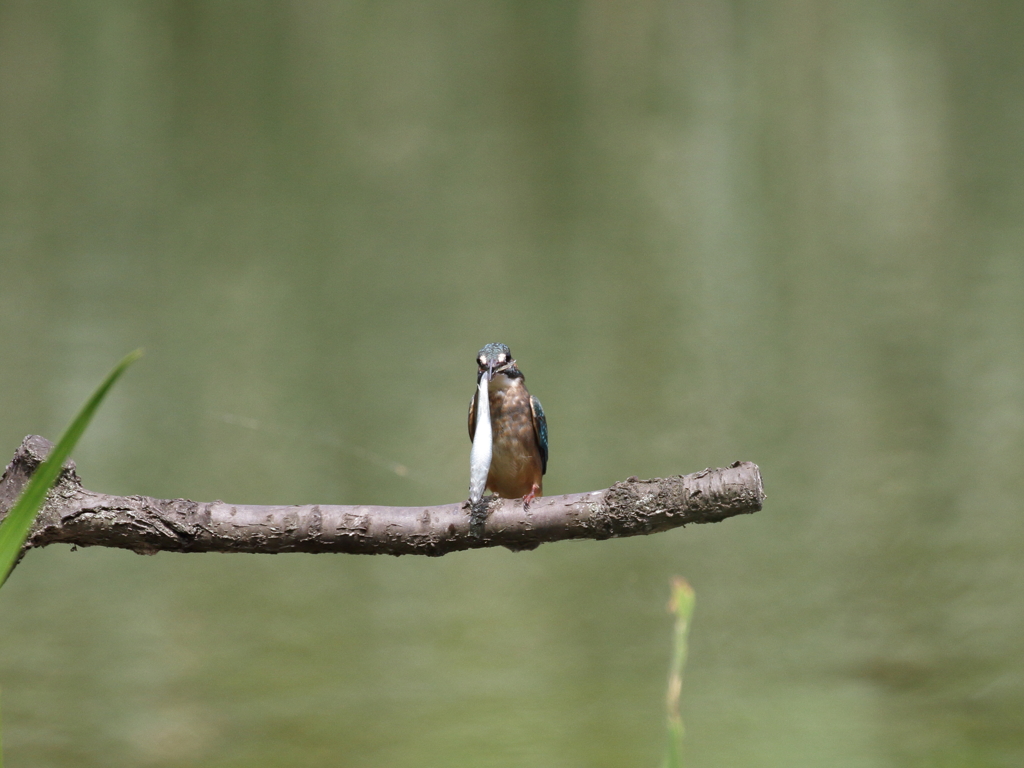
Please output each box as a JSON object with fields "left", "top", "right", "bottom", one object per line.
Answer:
{"left": 0, "top": 435, "right": 765, "bottom": 559}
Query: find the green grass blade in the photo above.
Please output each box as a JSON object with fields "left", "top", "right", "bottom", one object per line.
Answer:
{"left": 0, "top": 349, "right": 143, "bottom": 587}
{"left": 663, "top": 577, "right": 696, "bottom": 768}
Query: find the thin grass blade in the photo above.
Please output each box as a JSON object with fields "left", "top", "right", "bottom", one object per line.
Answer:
{"left": 663, "top": 577, "right": 696, "bottom": 768}
{"left": 0, "top": 349, "right": 143, "bottom": 587}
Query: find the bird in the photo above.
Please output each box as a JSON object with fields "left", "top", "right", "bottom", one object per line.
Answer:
{"left": 468, "top": 343, "right": 548, "bottom": 504}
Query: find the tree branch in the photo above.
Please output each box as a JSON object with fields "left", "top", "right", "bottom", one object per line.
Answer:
{"left": 0, "top": 435, "right": 764, "bottom": 561}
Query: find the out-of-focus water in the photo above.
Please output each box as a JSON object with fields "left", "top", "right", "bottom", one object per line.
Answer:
{"left": 1, "top": 3, "right": 1023, "bottom": 766}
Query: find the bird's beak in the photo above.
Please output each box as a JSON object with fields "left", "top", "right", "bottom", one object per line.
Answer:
{"left": 478, "top": 363, "right": 495, "bottom": 382}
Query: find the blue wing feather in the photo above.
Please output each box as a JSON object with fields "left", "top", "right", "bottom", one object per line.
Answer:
{"left": 530, "top": 395, "right": 548, "bottom": 475}
{"left": 468, "top": 389, "right": 479, "bottom": 441}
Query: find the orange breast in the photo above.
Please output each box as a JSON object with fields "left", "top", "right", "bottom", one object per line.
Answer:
{"left": 485, "top": 381, "right": 543, "bottom": 499}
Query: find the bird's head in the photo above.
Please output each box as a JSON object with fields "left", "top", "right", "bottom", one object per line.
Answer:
{"left": 476, "top": 343, "right": 519, "bottom": 382}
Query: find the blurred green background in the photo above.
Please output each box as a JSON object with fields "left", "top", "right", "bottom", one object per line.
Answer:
{"left": 2, "top": 2, "right": 1023, "bottom": 766}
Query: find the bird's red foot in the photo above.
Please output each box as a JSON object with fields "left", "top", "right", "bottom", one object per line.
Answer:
{"left": 522, "top": 483, "right": 542, "bottom": 509}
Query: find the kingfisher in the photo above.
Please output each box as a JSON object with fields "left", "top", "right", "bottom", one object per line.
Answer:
{"left": 468, "top": 343, "right": 548, "bottom": 504}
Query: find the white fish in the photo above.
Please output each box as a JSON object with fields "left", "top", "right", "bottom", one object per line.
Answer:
{"left": 468, "top": 374, "right": 492, "bottom": 504}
